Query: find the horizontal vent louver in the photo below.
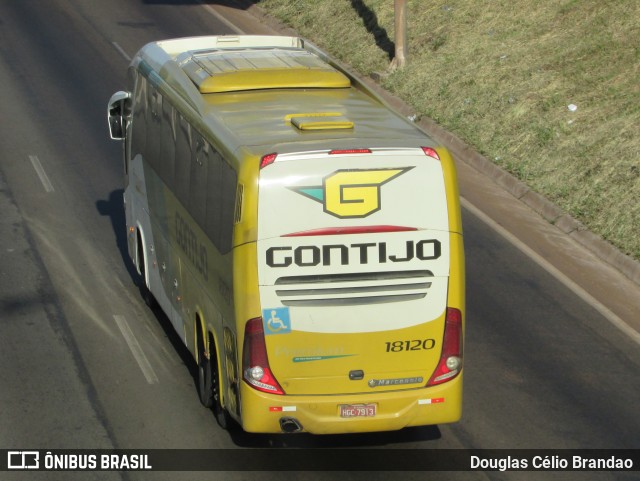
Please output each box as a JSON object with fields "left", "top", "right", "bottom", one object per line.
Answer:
{"left": 274, "top": 270, "right": 433, "bottom": 307}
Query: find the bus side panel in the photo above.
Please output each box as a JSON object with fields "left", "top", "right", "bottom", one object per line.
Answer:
{"left": 127, "top": 152, "right": 182, "bottom": 335}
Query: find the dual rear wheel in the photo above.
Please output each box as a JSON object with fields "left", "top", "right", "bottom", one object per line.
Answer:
{"left": 198, "top": 332, "right": 233, "bottom": 430}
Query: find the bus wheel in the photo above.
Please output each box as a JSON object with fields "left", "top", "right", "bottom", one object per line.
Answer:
{"left": 136, "top": 232, "right": 156, "bottom": 309}
{"left": 211, "top": 349, "right": 233, "bottom": 430}
{"left": 199, "top": 334, "right": 232, "bottom": 429}
{"left": 198, "top": 336, "right": 214, "bottom": 409}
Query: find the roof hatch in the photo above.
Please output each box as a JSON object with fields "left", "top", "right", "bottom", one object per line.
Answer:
{"left": 177, "top": 48, "right": 351, "bottom": 93}
{"left": 287, "top": 112, "right": 354, "bottom": 131}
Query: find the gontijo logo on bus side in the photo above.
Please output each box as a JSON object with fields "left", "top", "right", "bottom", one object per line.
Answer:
{"left": 290, "top": 168, "right": 413, "bottom": 218}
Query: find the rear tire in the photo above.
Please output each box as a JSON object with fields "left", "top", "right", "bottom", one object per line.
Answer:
{"left": 212, "top": 354, "right": 233, "bottom": 430}
{"left": 198, "top": 332, "right": 214, "bottom": 408}
{"left": 198, "top": 333, "right": 232, "bottom": 429}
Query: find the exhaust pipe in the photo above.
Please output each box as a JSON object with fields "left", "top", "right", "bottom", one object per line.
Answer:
{"left": 279, "top": 417, "right": 303, "bottom": 433}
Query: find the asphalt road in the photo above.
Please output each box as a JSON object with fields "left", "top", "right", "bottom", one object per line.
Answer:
{"left": 0, "top": 1, "right": 638, "bottom": 480}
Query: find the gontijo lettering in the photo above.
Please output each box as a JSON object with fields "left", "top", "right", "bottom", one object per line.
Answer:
{"left": 266, "top": 239, "right": 441, "bottom": 267}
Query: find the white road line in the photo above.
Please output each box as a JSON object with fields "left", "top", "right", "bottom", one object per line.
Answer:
{"left": 196, "top": 0, "right": 245, "bottom": 34}
{"left": 28, "top": 155, "right": 54, "bottom": 193}
{"left": 112, "top": 41, "right": 132, "bottom": 62}
{"left": 113, "top": 315, "right": 159, "bottom": 384}
{"left": 461, "top": 197, "right": 640, "bottom": 346}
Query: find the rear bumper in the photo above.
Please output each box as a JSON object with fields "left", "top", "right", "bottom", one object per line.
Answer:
{"left": 239, "top": 374, "right": 462, "bottom": 434}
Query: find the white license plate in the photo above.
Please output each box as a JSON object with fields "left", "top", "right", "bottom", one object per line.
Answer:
{"left": 339, "top": 404, "right": 376, "bottom": 418}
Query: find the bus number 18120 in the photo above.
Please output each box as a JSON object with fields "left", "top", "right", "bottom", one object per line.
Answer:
{"left": 385, "top": 339, "right": 436, "bottom": 352}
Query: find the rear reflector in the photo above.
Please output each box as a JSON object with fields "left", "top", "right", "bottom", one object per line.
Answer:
{"left": 427, "top": 308, "right": 463, "bottom": 386}
{"left": 242, "top": 318, "right": 284, "bottom": 394}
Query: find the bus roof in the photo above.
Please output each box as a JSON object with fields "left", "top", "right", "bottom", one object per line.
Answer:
{"left": 134, "top": 35, "right": 434, "bottom": 157}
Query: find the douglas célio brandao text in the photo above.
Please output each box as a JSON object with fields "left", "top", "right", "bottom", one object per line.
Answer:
{"left": 470, "top": 454, "right": 634, "bottom": 471}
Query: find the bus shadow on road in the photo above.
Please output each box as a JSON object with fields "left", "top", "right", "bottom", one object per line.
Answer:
{"left": 227, "top": 424, "right": 442, "bottom": 448}
{"left": 96, "top": 189, "right": 138, "bottom": 282}
{"left": 97, "top": 188, "right": 200, "bottom": 379}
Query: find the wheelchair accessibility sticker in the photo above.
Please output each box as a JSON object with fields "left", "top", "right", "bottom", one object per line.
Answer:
{"left": 263, "top": 307, "right": 292, "bottom": 335}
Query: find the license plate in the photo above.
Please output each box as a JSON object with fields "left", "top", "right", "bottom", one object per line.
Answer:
{"left": 339, "top": 404, "right": 376, "bottom": 418}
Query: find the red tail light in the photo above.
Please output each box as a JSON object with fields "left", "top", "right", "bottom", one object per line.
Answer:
{"left": 242, "top": 317, "right": 284, "bottom": 394}
{"left": 421, "top": 146, "right": 440, "bottom": 160}
{"left": 260, "top": 153, "right": 278, "bottom": 169}
{"left": 427, "top": 308, "right": 463, "bottom": 386}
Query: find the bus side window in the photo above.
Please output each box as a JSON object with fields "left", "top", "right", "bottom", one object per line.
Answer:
{"left": 158, "top": 100, "right": 176, "bottom": 188}
{"left": 205, "top": 148, "right": 237, "bottom": 254}
{"left": 174, "top": 115, "right": 191, "bottom": 208}
{"left": 219, "top": 159, "right": 237, "bottom": 254}
{"left": 189, "top": 133, "right": 208, "bottom": 227}
{"left": 131, "top": 73, "right": 147, "bottom": 160}
{"left": 122, "top": 67, "right": 137, "bottom": 175}
{"left": 146, "top": 86, "right": 162, "bottom": 172}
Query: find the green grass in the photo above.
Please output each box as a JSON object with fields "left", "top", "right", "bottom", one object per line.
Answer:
{"left": 256, "top": 0, "right": 640, "bottom": 260}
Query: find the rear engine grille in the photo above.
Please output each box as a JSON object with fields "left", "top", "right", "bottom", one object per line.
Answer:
{"left": 274, "top": 270, "right": 433, "bottom": 306}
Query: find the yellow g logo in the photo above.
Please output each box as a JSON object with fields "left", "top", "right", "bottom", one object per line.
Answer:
{"left": 292, "top": 168, "right": 412, "bottom": 218}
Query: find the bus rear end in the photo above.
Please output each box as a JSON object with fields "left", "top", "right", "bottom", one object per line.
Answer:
{"left": 240, "top": 146, "right": 464, "bottom": 434}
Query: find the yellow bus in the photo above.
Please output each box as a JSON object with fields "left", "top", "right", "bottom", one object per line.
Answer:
{"left": 107, "top": 35, "right": 465, "bottom": 434}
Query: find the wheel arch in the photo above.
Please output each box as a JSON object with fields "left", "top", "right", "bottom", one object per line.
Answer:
{"left": 135, "top": 223, "right": 149, "bottom": 288}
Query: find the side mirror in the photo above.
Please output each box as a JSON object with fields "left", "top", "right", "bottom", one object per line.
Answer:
{"left": 107, "top": 91, "right": 131, "bottom": 140}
